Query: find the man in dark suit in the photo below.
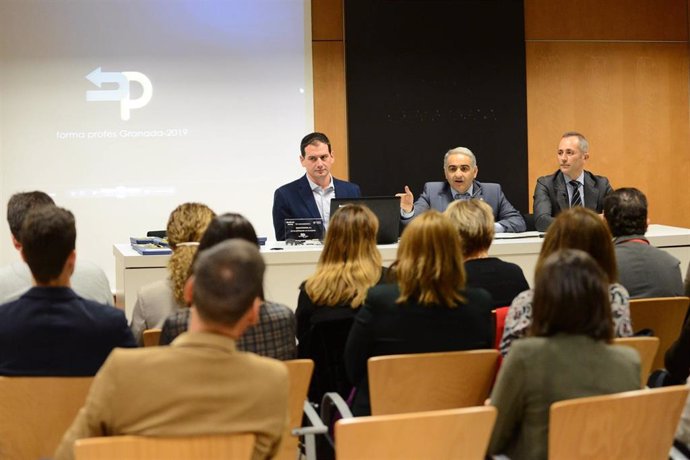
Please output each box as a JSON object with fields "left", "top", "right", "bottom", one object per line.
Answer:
{"left": 272, "top": 132, "right": 361, "bottom": 240}
{"left": 0, "top": 206, "right": 135, "bottom": 376}
{"left": 533, "top": 131, "right": 613, "bottom": 231}
{"left": 397, "top": 147, "right": 526, "bottom": 232}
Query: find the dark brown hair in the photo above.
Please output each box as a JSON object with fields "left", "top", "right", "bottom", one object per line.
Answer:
{"left": 536, "top": 207, "right": 617, "bottom": 283}
{"left": 21, "top": 206, "right": 75, "bottom": 283}
{"left": 7, "top": 191, "right": 55, "bottom": 242}
{"left": 530, "top": 249, "right": 613, "bottom": 341}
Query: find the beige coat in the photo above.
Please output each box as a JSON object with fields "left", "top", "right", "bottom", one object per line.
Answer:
{"left": 55, "top": 332, "right": 289, "bottom": 460}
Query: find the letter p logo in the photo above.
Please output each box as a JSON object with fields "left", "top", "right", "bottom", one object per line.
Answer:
{"left": 85, "top": 67, "right": 153, "bottom": 121}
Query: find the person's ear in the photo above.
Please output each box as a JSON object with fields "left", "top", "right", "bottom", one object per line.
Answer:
{"left": 183, "top": 275, "right": 195, "bottom": 306}
{"left": 247, "top": 297, "right": 261, "bottom": 326}
{"left": 11, "top": 235, "right": 21, "bottom": 251}
{"left": 65, "top": 250, "right": 76, "bottom": 275}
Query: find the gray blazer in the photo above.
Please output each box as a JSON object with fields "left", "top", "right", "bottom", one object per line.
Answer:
{"left": 403, "top": 180, "right": 526, "bottom": 233}
{"left": 533, "top": 169, "right": 613, "bottom": 231}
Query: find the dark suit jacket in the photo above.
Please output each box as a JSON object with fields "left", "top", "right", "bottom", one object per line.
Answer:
{"left": 0, "top": 287, "right": 136, "bottom": 376}
{"left": 533, "top": 169, "right": 613, "bottom": 231}
{"left": 344, "top": 283, "right": 493, "bottom": 416}
{"left": 403, "top": 180, "right": 526, "bottom": 232}
{"left": 272, "top": 174, "right": 361, "bottom": 240}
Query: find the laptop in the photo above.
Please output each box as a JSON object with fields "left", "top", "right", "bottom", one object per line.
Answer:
{"left": 330, "top": 196, "right": 401, "bottom": 244}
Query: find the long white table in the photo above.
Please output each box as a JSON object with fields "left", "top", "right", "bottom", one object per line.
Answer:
{"left": 113, "top": 224, "right": 690, "bottom": 321}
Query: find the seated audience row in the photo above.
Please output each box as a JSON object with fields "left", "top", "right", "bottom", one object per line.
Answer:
{"left": 603, "top": 187, "right": 683, "bottom": 298}
{"left": 160, "top": 212, "right": 296, "bottom": 360}
{"left": 296, "top": 204, "right": 386, "bottom": 402}
{"left": 55, "top": 240, "right": 288, "bottom": 460}
{"left": 129, "top": 202, "right": 215, "bottom": 345}
{"left": 489, "top": 249, "right": 641, "bottom": 459}
{"left": 0, "top": 191, "right": 113, "bottom": 305}
{"left": 0, "top": 204, "right": 135, "bottom": 376}
{"left": 444, "top": 199, "right": 529, "bottom": 308}
{"left": 500, "top": 207, "right": 634, "bottom": 356}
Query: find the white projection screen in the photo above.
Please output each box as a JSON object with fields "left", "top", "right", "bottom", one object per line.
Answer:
{"left": 0, "top": 0, "right": 313, "bottom": 286}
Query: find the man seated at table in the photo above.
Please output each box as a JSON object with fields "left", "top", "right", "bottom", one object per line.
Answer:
{"left": 0, "top": 206, "right": 135, "bottom": 376}
{"left": 272, "top": 132, "right": 361, "bottom": 240}
{"left": 533, "top": 131, "right": 613, "bottom": 231}
{"left": 55, "top": 240, "right": 289, "bottom": 460}
{"left": 0, "top": 191, "right": 113, "bottom": 305}
{"left": 397, "top": 147, "right": 526, "bottom": 233}
{"left": 603, "top": 187, "right": 683, "bottom": 298}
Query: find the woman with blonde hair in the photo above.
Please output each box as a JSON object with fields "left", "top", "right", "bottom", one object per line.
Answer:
{"left": 499, "top": 207, "right": 633, "bottom": 356}
{"left": 296, "top": 204, "right": 385, "bottom": 401}
{"left": 345, "top": 211, "right": 493, "bottom": 416}
{"left": 445, "top": 199, "right": 529, "bottom": 308}
{"left": 130, "top": 202, "right": 215, "bottom": 345}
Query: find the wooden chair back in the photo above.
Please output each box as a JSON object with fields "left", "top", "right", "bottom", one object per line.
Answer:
{"left": 336, "top": 406, "right": 497, "bottom": 460}
{"left": 142, "top": 328, "right": 162, "bottom": 347}
{"left": 275, "top": 359, "right": 314, "bottom": 460}
{"left": 74, "top": 433, "right": 255, "bottom": 460}
{"left": 368, "top": 349, "right": 499, "bottom": 415}
{"left": 0, "top": 376, "right": 93, "bottom": 460}
{"left": 613, "top": 337, "right": 660, "bottom": 387}
{"left": 549, "top": 385, "right": 689, "bottom": 460}
{"left": 629, "top": 296, "right": 689, "bottom": 370}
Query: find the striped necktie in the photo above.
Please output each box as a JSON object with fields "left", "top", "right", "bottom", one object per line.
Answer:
{"left": 569, "top": 180, "right": 582, "bottom": 207}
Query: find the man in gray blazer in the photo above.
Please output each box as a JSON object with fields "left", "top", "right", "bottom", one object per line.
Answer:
{"left": 603, "top": 187, "right": 683, "bottom": 298}
{"left": 397, "top": 147, "right": 526, "bottom": 233}
{"left": 533, "top": 131, "right": 613, "bottom": 231}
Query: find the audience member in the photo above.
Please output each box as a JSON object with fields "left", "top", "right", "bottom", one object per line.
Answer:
{"left": 488, "top": 249, "right": 640, "bottom": 459}
{"left": 272, "top": 132, "right": 361, "bottom": 240}
{"left": 661, "top": 262, "right": 690, "bottom": 385}
{"left": 55, "top": 240, "right": 289, "bottom": 460}
{"left": 130, "top": 202, "right": 215, "bottom": 345}
{"left": 533, "top": 132, "right": 613, "bottom": 231}
{"left": 445, "top": 199, "right": 529, "bottom": 307}
{"left": 0, "top": 206, "right": 135, "bottom": 376}
{"left": 500, "top": 207, "right": 633, "bottom": 356}
{"left": 296, "top": 204, "right": 387, "bottom": 402}
{"left": 603, "top": 187, "right": 683, "bottom": 298}
{"left": 159, "top": 213, "right": 296, "bottom": 360}
{"left": 345, "top": 211, "right": 493, "bottom": 416}
{"left": 397, "top": 146, "right": 526, "bottom": 232}
{"left": 0, "top": 191, "right": 113, "bottom": 305}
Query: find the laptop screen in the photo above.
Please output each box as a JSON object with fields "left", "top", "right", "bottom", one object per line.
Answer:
{"left": 329, "top": 196, "right": 401, "bottom": 244}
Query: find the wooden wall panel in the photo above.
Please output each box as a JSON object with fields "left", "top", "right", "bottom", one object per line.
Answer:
{"left": 525, "top": 0, "right": 688, "bottom": 41}
{"left": 312, "top": 0, "right": 343, "bottom": 40}
{"left": 526, "top": 42, "right": 690, "bottom": 227}
{"left": 312, "top": 41, "right": 349, "bottom": 179}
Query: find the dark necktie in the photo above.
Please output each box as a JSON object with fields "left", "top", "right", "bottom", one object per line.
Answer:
{"left": 455, "top": 193, "right": 471, "bottom": 201}
{"left": 569, "top": 180, "right": 582, "bottom": 208}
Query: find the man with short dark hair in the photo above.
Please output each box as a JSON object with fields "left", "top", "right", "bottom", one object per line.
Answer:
{"left": 533, "top": 132, "right": 613, "bottom": 231}
{"left": 603, "top": 187, "right": 683, "bottom": 298}
{"left": 0, "top": 206, "right": 135, "bottom": 376}
{"left": 0, "top": 191, "right": 113, "bottom": 304}
{"left": 272, "top": 132, "right": 361, "bottom": 240}
{"left": 55, "top": 240, "right": 289, "bottom": 460}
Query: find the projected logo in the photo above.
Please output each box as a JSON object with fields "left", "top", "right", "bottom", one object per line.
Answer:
{"left": 85, "top": 67, "right": 153, "bottom": 121}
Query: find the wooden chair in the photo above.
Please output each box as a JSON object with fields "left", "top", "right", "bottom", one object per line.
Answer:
{"left": 142, "top": 328, "right": 162, "bottom": 347}
{"left": 74, "top": 433, "right": 255, "bottom": 460}
{"left": 613, "top": 337, "right": 660, "bottom": 387}
{"left": 368, "top": 349, "right": 499, "bottom": 415}
{"left": 0, "top": 376, "right": 93, "bottom": 460}
{"left": 275, "top": 359, "right": 314, "bottom": 460}
{"left": 629, "top": 296, "right": 689, "bottom": 370}
{"left": 335, "top": 406, "right": 497, "bottom": 460}
{"left": 549, "top": 385, "right": 689, "bottom": 460}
